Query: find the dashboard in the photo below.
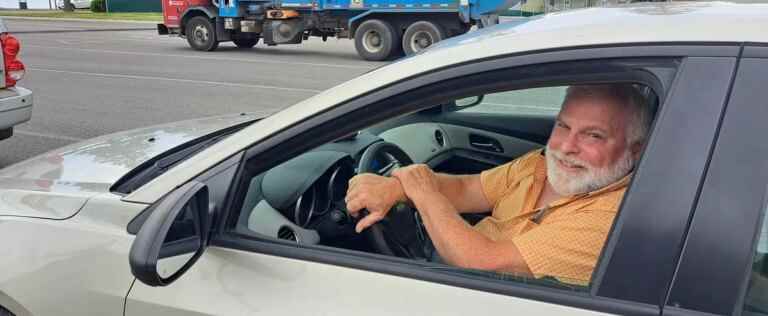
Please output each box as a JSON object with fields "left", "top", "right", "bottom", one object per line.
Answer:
{"left": 241, "top": 122, "right": 541, "bottom": 246}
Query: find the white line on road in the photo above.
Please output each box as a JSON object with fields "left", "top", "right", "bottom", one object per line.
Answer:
{"left": 30, "top": 68, "right": 324, "bottom": 93}
{"left": 15, "top": 130, "right": 85, "bottom": 142}
{"left": 25, "top": 44, "right": 375, "bottom": 70}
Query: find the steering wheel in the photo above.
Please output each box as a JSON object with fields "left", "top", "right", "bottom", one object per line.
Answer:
{"left": 356, "top": 141, "right": 428, "bottom": 259}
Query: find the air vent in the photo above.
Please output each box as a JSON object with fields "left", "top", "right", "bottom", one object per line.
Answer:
{"left": 277, "top": 226, "right": 298, "bottom": 243}
{"left": 434, "top": 129, "right": 445, "bottom": 147}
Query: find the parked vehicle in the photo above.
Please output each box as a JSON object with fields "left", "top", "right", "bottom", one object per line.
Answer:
{"left": 158, "top": 0, "right": 518, "bottom": 60}
{"left": 0, "top": 19, "right": 31, "bottom": 141}
{"left": 56, "top": 0, "right": 91, "bottom": 9}
{"left": 2, "top": 2, "right": 768, "bottom": 315}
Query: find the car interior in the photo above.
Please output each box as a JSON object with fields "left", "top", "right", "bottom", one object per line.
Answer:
{"left": 227, "top": 82, "right": 660, "bottom": 288}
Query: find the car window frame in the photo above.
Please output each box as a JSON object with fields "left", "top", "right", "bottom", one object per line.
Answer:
{"left": 204, "top": 45, "right": 739, "bottom": 315}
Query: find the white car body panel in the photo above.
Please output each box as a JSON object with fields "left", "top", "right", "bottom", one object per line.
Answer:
{"left": 0, "top": 113, "right": 258, "bottom": 218}
{"left": 126, "top": 247, "right": 613, "bottom": 316}
{"left": 125, "top": 1, "right": 768, "bottom": 204}
{"left": 0, "top": 87, "right": 32, "bottom": 130}
{"left": 0, "top": 195, "right": 147, "bottom": 316}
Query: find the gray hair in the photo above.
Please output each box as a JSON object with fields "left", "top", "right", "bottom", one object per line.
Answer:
{"left": 563, "top": 84, "right": 651, "bottom": 145}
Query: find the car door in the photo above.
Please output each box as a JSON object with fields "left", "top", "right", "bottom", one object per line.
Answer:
{"left": 124, "top": 45, "right": 737, "bottom": 316}
{"left": 661, "top": 46, "right": 768, "bottom": 316}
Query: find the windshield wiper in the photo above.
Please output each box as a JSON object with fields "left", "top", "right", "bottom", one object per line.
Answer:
{"left": 115, "top": 134, "right": 228, "bottom": 194}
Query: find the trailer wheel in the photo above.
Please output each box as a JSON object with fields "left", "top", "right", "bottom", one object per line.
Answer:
{"left": 186, "top": 16, "right": 219, "bottom": 51}
{"left": 402, "top": 21, "right": 445, "bottom": 56}
{"left": 233, "top": 37, "right": 260, "bottom": 49}
{"left": 354, "top": 19, "right": 399, "bottom": 61}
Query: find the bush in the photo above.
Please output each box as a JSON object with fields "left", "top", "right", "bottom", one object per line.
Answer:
{"left": 90, "top": 0, "right": 106, "bottom": 12}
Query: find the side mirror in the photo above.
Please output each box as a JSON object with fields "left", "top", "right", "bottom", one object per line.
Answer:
{"left": 129, "top": 181, "right": 210, "bottom": 287}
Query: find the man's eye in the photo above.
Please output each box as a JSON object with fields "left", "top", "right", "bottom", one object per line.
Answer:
{"left": 588, "top": 133, "right": 604, "bottom": 139}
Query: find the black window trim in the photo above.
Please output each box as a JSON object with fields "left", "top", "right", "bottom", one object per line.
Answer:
{"left": 207, "top": 44, "right": 737, "bottom": 314}
{"left": 664, "top": 54, "right": 768, "bottom": 316}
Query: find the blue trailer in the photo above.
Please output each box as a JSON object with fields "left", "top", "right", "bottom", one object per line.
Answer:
{"left": 158, "top": 0, "right": 519, "bottom": 60}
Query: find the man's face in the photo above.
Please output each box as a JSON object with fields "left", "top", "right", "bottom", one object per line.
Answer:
{"left": 545, "top": 95, "right": 636, "bottom": 195}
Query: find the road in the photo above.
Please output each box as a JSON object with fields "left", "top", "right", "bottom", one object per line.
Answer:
{"left": 0, "top": 18, "right": 385, "bottom": 167}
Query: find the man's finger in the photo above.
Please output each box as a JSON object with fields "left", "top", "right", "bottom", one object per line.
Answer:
{"left": 355, "top": 213, "right": 384, "bottom": 233}
{"left": 346, "top": 199, "right": 363, "bottom": 217}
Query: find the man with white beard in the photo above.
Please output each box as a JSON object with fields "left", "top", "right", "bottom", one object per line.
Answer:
{"left": 345, "top": 84, "right": 651, "bottom": 285}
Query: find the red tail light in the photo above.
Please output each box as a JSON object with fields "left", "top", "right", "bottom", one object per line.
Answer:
{"left": 0, "top": 33, "right": 24, "bottom": 87}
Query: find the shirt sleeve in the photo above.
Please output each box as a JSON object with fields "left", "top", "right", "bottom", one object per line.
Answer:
{"left": 512, "top": 209, "right": 617, "bottom": 284}
{"left": 479, "top": 150, "right": 539, "bottom": 206}
{"left": 479, "top": 162, "right": 513, "bottom": 207}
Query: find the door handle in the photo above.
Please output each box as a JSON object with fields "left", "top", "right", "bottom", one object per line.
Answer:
{"left": 469, "top": 134, "right": 503, "bottom": 153}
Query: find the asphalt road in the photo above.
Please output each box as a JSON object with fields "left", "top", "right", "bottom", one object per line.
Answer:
{"left": 0, "top": 18, "right": 385, "bottom": 167}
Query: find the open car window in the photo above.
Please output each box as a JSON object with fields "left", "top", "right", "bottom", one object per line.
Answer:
{"left": 226, "top": 81, "right": 658, "bottom": 291}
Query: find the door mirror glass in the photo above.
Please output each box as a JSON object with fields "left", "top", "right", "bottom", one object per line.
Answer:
{"left": 156, "top": 202, "right": 203, "bottom": 278}
{"left": 130, "top": 181, "right": 210, "bottom": 287}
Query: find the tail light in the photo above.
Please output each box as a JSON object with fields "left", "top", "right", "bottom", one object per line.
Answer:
{"left": 0, "top": 33, "right": 24, "bottom": 87}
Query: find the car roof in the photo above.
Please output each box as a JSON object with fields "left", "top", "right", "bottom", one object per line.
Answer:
{"left": 125, "top": 1, "right": 767, "bottom": 204}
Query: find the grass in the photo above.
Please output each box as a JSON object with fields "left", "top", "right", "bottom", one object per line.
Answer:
{"left": 0, "top": 10, "right": 162, "bottom": 22}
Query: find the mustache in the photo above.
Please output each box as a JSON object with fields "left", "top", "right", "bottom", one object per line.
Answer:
{"left": 547, "top": 149, "right": 590, "bottom": 169}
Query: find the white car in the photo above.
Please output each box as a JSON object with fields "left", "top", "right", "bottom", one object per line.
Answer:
{"left": 2, "top": 2, "right": 768, "bottom": 316}
{"left": 56, "top": 0, "right": 91, "bottom": 9}
{"left": 0, "top": 19, "right": 31, "bottom": 141}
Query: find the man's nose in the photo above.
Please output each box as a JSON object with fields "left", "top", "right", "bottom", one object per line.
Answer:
{"left": 559, "top": 132, "right": 580, "bottom": 154}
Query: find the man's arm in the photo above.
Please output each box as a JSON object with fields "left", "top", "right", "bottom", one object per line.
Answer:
{"left": 433, "top": 173, "right": 493, "bottom": 214}
{"left": 393, "top": 165, "right": 533, "bottom": 275}
{"left": 346, "top": 166, "right": 491, "bottom": 232}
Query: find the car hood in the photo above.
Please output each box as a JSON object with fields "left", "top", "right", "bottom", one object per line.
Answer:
{"left": 0, "top": 113, "right": 260, "bottom": 219}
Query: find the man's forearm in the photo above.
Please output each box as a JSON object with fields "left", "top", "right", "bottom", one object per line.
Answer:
{"left": 433, "top": 173, "right": 490, "bottom": 214}
{"left": 412, "top": 191, "right": 532, "bottom": 275}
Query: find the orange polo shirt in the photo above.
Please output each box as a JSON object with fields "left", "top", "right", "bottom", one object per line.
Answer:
{"left": 475, "top": 149, "right": 629, "bottom": 286}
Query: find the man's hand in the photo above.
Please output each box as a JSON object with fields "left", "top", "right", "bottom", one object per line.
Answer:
{"left": 392, "top": 164, "right": 441, "bottom": 203}
{"left": 345, "top": 174, "right": 406, "bottom": 233}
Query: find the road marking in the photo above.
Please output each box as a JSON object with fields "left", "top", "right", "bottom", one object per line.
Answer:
{"left": 25, "top": 44, "right": 376, "bottom": 70}
{"left": 29, "top": 68, "right": 324, "bottom": 93}
{"left": 15, "top": 130, "right": 85, "bottom": 142}
{"left": 12, "top": 28, "right": 157, "bottom": 34}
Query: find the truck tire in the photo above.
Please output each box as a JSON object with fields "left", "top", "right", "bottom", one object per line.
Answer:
{"left": 186, "top": 16, "right": 219, "bottom": 51}
{"left": 402, "top": 21, "right": 445, "bottom": 56}
{"left": 354, "top": 19, "right": 399, "bottom": 61}
{"left": 233, "top": 37, "right": 260, "bottom": 49}
{"left": 0, "top": 128, "right": 12, "bottom": 141}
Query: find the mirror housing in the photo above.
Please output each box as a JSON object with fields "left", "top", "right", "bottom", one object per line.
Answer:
{"left": 129, "top": 181, "right": 210, "bottom": 287}
{"left": 444, "top": 95, "right": 485, "bottom": 112}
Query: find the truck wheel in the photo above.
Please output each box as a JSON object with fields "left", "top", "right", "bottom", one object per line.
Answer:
{"left": 186, "top": 16, "right": 219, "bottom": 51}
{"left": 402, "top": 21, "right": 445, "bottom": 56}
{"left": 354, "top": 19, "right": 399, "bottom": 61}
{"left": 0, "top": 128, "right": 12, "bottom": 141}
{"left": 233, "top": 37, "right": 260, "bottom": 49}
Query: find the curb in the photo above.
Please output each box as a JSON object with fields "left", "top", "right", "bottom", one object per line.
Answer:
{"left": 0, "top": 15, "right": 159, "bottom": 24}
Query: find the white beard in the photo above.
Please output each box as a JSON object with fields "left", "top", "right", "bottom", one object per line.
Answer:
{"left": 545, "top": 145, "right": 634, "bottom": 196}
